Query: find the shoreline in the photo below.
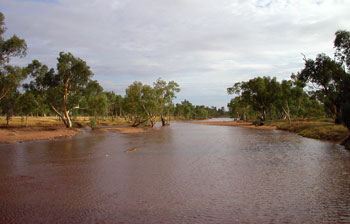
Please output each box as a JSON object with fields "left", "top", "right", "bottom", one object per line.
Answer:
{"left": 0, "top": 126, "right": 79, "bottom": 144}
{"left": 193, "top": 121, "right": 277, "bottom": 130}
{"left": 193, "top": 120, "right": 348, "bottom": 146}
{"left": 0, "top": 125, "right": 150, "bottom": 144}
{"left": 1, "top": 120, "right": 347, "bottom": 146}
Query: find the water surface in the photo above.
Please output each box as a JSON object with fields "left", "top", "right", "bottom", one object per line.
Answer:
{"left": 1, "top": 122, "right": 350, "bottom": 223}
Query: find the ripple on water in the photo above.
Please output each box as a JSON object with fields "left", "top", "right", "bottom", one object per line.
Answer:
{"left": 0, "top": 122, "right": 350, "bottom": 223}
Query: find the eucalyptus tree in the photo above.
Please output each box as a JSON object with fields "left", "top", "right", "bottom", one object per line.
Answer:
{"left": 45, "top": 52, "right": 93, "bottom": 128}
{"left": 177, "top": 100, "right": 194, "bottom": 119}
{"left": 81, "top": 80, "right": 108, "bottom": 118}
{"left": 88, "top": 93, "right": 109, "bottom": 119}
{"left": 124, "top": 81, "right": 149, "bottom": 127}
{"left": 23, "top": 60, "right": 54, "bottom": 116}
{"left": 104, "top": 91, "right": 116, "bottom": 119}
{"left": 115, "top": 94, "right": 124, "bottom": 117}
{"left": 141, "top": 84, "right": 158, "bottom": 127}
{"left": 298, "top": 53, "right": 346, "bottom": 123}
{"left": 298, "top": 30, "right": 350, "bottom": 147}
{"left": 16, "top": 92, "right": 37, "bottom": 127}
{"left": 153, "top": 78, "right": 180, "bottom": 126}
{"left": 227, "top": 96, "right": 252, "bottom": 121}
{"left": 228, "top": 76, "right": 280, "bottom": 120}
{"left": 104, "top": 92, "right": 124, "bottom": 119}
{"left": 193, "top": 105, "right": 208, "bottom": 120}
{"left": 0, "top": 12, "right": 27, "bottom": 102}
{"left": 334, "top": 31, "right": 350, "bottom": 146}
{"left": 0, "top": 90, "right": 20, "bottom": 127}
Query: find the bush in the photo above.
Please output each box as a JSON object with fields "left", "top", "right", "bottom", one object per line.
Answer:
{"left": 89, "top": 117, "right": 97, "bottom": 129}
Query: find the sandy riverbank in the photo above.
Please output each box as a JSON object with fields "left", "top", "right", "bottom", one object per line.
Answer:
{"left": 0, "top": 125, "right": 151, "bottom": 143}
{"left": 193, "top": 121, "right": 277, "bottom": 130}
{"left": 0, "top": 127, "right": 79, "bottom": 143}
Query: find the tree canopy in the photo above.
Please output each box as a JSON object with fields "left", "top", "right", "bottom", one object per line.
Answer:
{"left": 0, "top": 12, "right": 27, "bottom": 102}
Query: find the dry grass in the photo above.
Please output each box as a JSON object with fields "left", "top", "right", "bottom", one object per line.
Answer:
{"left": 0, "top": 116, "right": 63, "bottom": 128}
{"left": 275, "top": 120, "right": 348, "bottom": 142}
{"left": 0, "top": 116, "right": 129, "bottom": 128}
{"left": 0, "top": 116, "right": 130, "bottom": 143}
{"left": 196, "top": 119, "right": 348, "bottom": 143}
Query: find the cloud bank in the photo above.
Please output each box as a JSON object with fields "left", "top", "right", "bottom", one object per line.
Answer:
{"left": 2, "top": 0, "right": 350, "bottom": 107}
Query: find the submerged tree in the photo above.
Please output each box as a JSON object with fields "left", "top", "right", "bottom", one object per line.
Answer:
{"left": 124, "top": 81, "right": 149, "bottom": 127}
{"left": 153, "top": 78, "right": 180, "bottom": 126}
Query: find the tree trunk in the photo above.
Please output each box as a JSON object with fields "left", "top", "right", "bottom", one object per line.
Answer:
{"left": 341, "top": 135, "right": 350, "bottom": 149}
{"left": 161, "top": 115, "right": 166, "bottom": 126}
{"left": 132, "top": 118, "right": 148, "bottom": 127}
{"left": 50, "top": 104, "right": 69, "bottom": 128}
{"left": 282, "top": 104, "right": 291, "bottom": 124}
{"left": 341, "top": 126, "right": 350, "bottom": 149}
{"left": 6, "top": 114, "right": 10, "bottom": 128}
{"left": 63, "top": 108, "right": 72, "bottom": 128}
{"left": 62, "top": 79, "right": 72, "bottom": 128}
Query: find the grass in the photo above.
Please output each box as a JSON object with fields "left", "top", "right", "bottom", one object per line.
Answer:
{"left": 265, "top": 120, "right": 348, "bottom": 143}
{"left": 0, "top": 116, "right": 129, "bottom": 128}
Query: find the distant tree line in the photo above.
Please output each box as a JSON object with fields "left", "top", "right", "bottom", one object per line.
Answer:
{"left": 227, "top": 75, "right": 324, "bottom": 122}
{"left": 174, "top": 100, "right": 226, "bottom": 120}
{"left": 0, "top": 13, "right": 224, "bottom": 128}
{"left": 227, "top": 30, "right": 350, "bottom": 146}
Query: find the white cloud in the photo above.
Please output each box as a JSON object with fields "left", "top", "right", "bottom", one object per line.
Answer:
{"left": 2, "top": 0, "right": 350, "bottom": 108}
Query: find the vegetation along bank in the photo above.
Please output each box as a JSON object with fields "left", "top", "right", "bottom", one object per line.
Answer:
{"left": 0, "top": 11, "right": 349, "bottom": 149}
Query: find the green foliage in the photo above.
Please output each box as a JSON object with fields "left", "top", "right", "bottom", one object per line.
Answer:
{"left": 88, "top": 93, "right": 109, "bottom": 118}
{"left": 89, "top": 117, "right": 97, "bottom": 129}
{"left": 334, "top": 30, "right": 350, "bottom": 71}
{"left": 104, "top": 91, "right": 123, "bottom": 118}
{"left": 173, "top": 100, "right": 224, "bottom": 120}
{"left": 227, "top": 75, "right": 318, "bottom": 121}
{"left": 17, "top": 92, "right": 37, "bottom": 116}
{"left": 123, "top": 79, "right": 181, "bottom": 127}
{"left": 41, "top": 52, "right": 93, "bottom": 127}
{"left": 0, "top": 89, "right": 20, "bottom": 127}
{"left": 193, "top": 106, "right": 208, "bottom": 120}
{"left": 298, "top": 30, "right": 350, "bottom": 137}
{"left": 153, "top": 78, "right": 180, "bottom": 125}
{"left": 298, "top": 54, "right": 346, "bottom": 122}
{"left": 0, "top": 13, "right": 27, "bottom": 103}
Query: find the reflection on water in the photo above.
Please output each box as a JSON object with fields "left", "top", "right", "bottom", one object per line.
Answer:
{"left": 0, "top": 122, "right": 350, "bottom": 223}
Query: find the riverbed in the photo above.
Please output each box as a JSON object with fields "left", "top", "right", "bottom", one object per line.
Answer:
{"left": 1, "top": 121, "right": 350, "bottom": 223}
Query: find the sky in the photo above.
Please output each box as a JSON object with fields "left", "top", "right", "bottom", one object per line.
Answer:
{"left": 1, "top": 0, "right": 350, "bottom": 108}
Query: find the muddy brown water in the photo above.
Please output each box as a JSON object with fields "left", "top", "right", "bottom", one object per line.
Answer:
{"left": 1, "top": 121, "right": 350, "bottom": 223}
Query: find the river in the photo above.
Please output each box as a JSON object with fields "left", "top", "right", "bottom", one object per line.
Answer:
{"left": 1, "top": 121, "right": 350, "bottom": 223}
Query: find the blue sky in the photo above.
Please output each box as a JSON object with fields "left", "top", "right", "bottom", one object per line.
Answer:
{"left": 2, "top": 0, "right": 350, "bottom": 108}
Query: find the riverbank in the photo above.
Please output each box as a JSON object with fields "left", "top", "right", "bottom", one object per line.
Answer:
{"left": 0, "top": 127, "right": 79, "bottom": 143}
{"left": 193, "top": 120, "right": 276, "bottom": 130}
{"left": 194, "top": 119, "right": 349, "bottom": 147}
{"left": 270, "top": 120, "right": 348, "bottom": 143}
{"left": 0, "top": 116, "right": 130, "bottom": 143}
